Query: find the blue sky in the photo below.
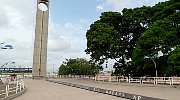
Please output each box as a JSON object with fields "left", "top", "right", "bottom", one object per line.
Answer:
{"left": 0, "top": 0, "right": 166, "bottom": 72}
{"left": 50, "top": 0, "right": 100, "bottom": 24}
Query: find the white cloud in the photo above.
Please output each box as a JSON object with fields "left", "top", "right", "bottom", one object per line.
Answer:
{"left": 0, "top": 0, "right": 90, "bottom": 72}
{"left": 47, "top": 20, "right": 71, "bottom": 52}
{"left": 96, "top": 5, "right": 104, "bottom": 11}
{"left": 0, "top": 9, "right": 9, "bottom": 27}
{"left": 97, "top": 0, "right": 104, "bottom": 2}
{"left": 47, "top": 20, "right": 90, "bottom": 71}
{"left": 106, "top": 0, "right": 132, "bottom": 11}
{"left": 0, "top": 0, "right": 168, "bottom": 73}
{"left": 102, "top": 0, "right": 167, "bottom": 12}
{"left": 79, "top": 19, "right": 90, "bottom": 24}
{"left": 0, "top": 0, "right": 36, "bottom": 67}
{"left": 48, "top": 38, "right": 71, "bottom": 52}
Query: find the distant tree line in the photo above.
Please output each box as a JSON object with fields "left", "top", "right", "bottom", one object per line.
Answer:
{"left": 85, "top": 0, "right": 180, "bottom": 77}
{"left": 58, "top": 58, "right": 99, "bottom": 76}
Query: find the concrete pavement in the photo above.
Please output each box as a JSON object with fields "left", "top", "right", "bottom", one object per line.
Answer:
{"left": 14, "top": 79, "right": 126, "bottom": 100}
{"left": 50, "top": 78, "right": 180, "bottom": 100}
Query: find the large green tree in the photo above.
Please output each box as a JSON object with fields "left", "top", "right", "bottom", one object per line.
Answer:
{"left": 132, "top": 6, "right": 180, "bottom": 76}
{"left": 86, "top": 0, "right": 180, "bottom": 76}
{"left": 167, "top": 48, "right": 180, "bottom": 76}
{"left": 85, "top": 9, "right": 150, "bottom": 76}
{"left": 86, "top": 12, "right": 123, "bottom": 64}
{"left": 58, "top": 58, "right": 99, "bottom": 75}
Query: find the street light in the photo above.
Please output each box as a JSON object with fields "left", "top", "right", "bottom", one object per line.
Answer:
{"left": 53, "top": 64, "right": 55, "bottom": 74}
{"left": 0, "top": 61, "right": 15, "bottom": 77}
{"left": 0, "top": 42, "right": 14, "bottom": 77}
{"left": 145, "top": 56, "right": 158, "bottom": 84}
{"left": 0, "top": 42, "right": 13, "bottom": 50}
{"left": 2, "top": 45, "right": 13, "bottom": 49}
{"left": 0, "top": 42, "right": 5, "bottom": 49}
{"left": 0, "top": 42, "right": 5, "bottom": 45}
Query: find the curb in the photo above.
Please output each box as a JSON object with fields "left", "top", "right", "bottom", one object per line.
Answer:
{"left": 47, "top": 79, "right": 164, "bottom": 100}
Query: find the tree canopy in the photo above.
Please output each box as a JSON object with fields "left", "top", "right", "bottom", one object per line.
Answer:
{"left": 58, "top": 58, "right": 99, "bottom": 75}
{"left": 167, "top": 48, "right": 180, "bottom": 76}
{"left": 85, "top": 0, "right": 180, "bottom": 77}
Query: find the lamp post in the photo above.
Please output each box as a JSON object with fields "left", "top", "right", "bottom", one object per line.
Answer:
{"left": 0, "top": 42, "right": 13, "bottom": 50}
{"left": 0, "top": 61, "right": 10, "bottom": 77}
{"left": 52, "top": 64, "right": 55, "bottom": 77}
{"left": 0, "top": 42, "right": 5, "bottom": 49}
{"left": 53, "top": 64, "right": 54, "bottom": 74}
{"left": 0, "top": 61, "right": 15, "bottom": 77}
{"left": 0, "top": 42, "right": 5, "bottom": 46}
{"left": 145, "top": 56, "right": 157, "bottom": 84}
{"left": 0, "top": 42, "right": 14, "bottom": 77}
{"left": 148, "top": 56, "right": 157, "bottom": 84}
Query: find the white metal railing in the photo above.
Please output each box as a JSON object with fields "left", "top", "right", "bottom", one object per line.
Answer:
{"left": 0, "top": 77, "right": 25, "bottom": 99}
{"left": 55, "top": 75, "right": 180, "bottom": 85}
{"left": 104, "top": 76, "right": 180, "bottom": 85}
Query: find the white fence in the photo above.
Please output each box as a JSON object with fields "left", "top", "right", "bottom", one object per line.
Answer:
{"left": 95, "top": 76, "right": 180, "bottom": 85}
{"left": 116, "top": 77, "right": 180, "bottom": 85}
{"left": 57, "top": 75, "right": 180, "bottom": 85}
{"left": 0, "top": 77, "right": 25, "bottom": 99}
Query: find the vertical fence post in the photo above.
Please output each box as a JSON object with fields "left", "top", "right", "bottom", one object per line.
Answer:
{"left": 5, "top": 84, "right": 9, "bottom": 97}
{"left": 156, "top": 77, "right": 158, "bottom": 84}
{"left": 140, "top": 77, "right": 143, "bottom": 84}
{"left": 109, "top": 75, "right": 111, "bottom": 82}
{"left": 22, "top": 81, "right": 25, "bottom": 89}
{"left": 19, "top": 81, "right": 22, "bottom": 91}
{"left": 16, "top": 81, "right": 19, "bottom": 94}
{"left": 169, "top": 77, "right": 171, "bottom": 85}
{"left": 128, "top": 78, "right": 131, "bottom": 83}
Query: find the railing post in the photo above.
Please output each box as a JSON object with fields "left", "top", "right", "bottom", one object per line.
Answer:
{"left": 16, "top": 81, "right": 19, "bottom": 94}
{"left": 169, "top": 77, "right": 171, "bottom": 85}
{"left": 156, "top": 77, "right": 157, "bottom": 84}
{"left": 0, "top": 77, "right": 25, "bottom": 99}
{"left": 140, "top": 77, "right": 143, "bottom": 84}
{"left": 22, "top": 81, "right": 25, "bottom": 89}
{"left": 5, "top": 84, "right": 9, "bottom": 97}
{"left": 128, "top": 78, "right": 130, "bottom": 83}
{"left": 109, "top": 75, "right": 111, "bottom": 82}
{"left": 19, "top": 81, "right": 22, "bottom": 91}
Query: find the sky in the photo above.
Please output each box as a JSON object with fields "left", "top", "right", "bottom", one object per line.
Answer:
{"left": 0, "top": 0, "right": 166, "bottom": 72}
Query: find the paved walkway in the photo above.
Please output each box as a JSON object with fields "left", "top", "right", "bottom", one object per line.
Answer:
{"left": 50, "top": 78, "right": 180, "bottom": 100}
{"left": 14, "top": 79, "right": 126, "bottom": 100}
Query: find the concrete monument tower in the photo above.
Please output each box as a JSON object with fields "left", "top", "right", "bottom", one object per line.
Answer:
{"left": 32, "top": 0, "right": 49, "bottom": 78}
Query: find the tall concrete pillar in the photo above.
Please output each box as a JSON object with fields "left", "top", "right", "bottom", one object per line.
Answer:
{"left": 32, "top": 0, "right": 49, "bottom": 78}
